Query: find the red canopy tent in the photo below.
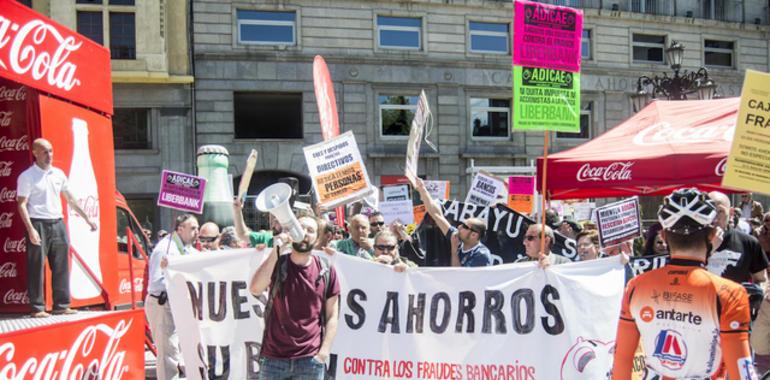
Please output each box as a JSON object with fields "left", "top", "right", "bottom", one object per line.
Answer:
{"left": 536, "top": 97, "right": 740, "bottom": 200}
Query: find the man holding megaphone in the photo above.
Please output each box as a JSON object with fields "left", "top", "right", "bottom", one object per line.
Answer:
{"left": 249, "top": 183, "right": 341, "bottom": 379}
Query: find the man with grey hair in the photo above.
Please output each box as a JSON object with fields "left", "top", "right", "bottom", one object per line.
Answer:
{"left": 707, "top": 191, "right": 768, "bottom": 284}
{"left": 334, "top": 214, "right": 374, "bottom": 259}
{"left": 17, "top": 138, "right": 98, "bottom": 318}
{"left": 517, "top": 223, "right": 571, "bottom": 266}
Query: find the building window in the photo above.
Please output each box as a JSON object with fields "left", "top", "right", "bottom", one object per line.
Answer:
{"left": 17, "top": 0, "right": 33, "bottom": 7}
{"left": 377, "top": 16, "right": 421, "bottom": 50}
{"left": 237, "top": 10, "right": 296, "bottom": 45}
{"left": 632, "top": 34, "right": 665, "bottom": 63}
{"left": 470, "top": 98, "right": 510, "bottom": 139}
{"left": 582, "top": 29, "right": 592, "bottom": 60}
{"left": 234, "top": 92, "right": 302, "bottom": 139}
{"left": 556, "top": 103, "right": 592, "bottom": 139}
{"left": 113, "top": 108, "right": 150, "bottom": 149}
{"left": 75, "top": 0, "right": 136, "bottom": 60}
{"left": 704, "top": 40, "right": 734, "bottom": 67}
{"left": 469, "top": 22, "right": 509, "bottom": 54}
{"left": 77, "top": 11, "right": 104, "bottom": 45}
{"left": 109, "top": 13, "right": 135, "bottom": 59}
{"left": 379, "top": 95, "right": 418, "bottom": 137}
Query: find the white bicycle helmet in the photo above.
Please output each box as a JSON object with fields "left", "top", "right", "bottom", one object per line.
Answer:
{"left": 658, "top": 188, "right": 717, "bottom": 235}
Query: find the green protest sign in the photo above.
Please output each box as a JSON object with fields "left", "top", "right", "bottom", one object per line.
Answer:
{"left": 512, "top": 66, "right": 580, "bottom": 132}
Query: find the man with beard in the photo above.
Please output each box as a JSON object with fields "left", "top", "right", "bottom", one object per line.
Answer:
{"left": 250, "top": 217, "right": 340, "bottom": 379}
{"left": 410, "top": 176, "right": 492, "bottom": 267}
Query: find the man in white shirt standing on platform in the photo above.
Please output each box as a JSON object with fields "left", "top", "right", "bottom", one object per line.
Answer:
{"left": 16, "top": 138, "right": 97, "bottom": 318}
{"left": 145, "top": 213, "right": 200, "bottom": 380}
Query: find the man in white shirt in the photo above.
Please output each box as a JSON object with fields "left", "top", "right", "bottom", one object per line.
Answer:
{"left": 145, "top": 214, "right": 199, "bottom": 380}
{"left": 16, "top": 138, "right": 97, "bottom": 318}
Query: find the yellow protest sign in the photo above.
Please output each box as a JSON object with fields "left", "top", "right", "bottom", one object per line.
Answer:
{"left": 722, "top": 70, "right": 770, "bottom": 194}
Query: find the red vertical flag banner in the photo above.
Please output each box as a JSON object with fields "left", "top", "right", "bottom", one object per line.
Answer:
{"left": 313, "top": 56, "right": 346, "bottom": 226}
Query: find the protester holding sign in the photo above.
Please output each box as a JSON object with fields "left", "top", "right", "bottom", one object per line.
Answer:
{"left": 411, "top": 176, "right": 492, "bottom": 267}
{"left": 613, "top": 189, "right": 755, "bottom": 380}
{"left": 146, "top": 214, "right": 200, "bottom": 380}
{"left": 517, "top": 224, "right": 571, "bottom": 267}
{"left": 249, "top": 217, "right": 340, "bottom": 380}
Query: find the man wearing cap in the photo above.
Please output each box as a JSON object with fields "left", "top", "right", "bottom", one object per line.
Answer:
{"left": 411, "top": 177, "right": 492, "bottom": 267}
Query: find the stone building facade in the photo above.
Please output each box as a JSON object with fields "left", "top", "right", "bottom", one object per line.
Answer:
{"left": 192, "top": 0, "right": 769, "bottom": 215}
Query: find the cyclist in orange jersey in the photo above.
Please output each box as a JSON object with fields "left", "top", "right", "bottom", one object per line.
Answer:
{"left": 612, "top": 188, "right": 758, "bottom": 380}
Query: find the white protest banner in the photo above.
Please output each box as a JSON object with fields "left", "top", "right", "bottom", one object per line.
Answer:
{"left": 595, "top": 197, "right": 642, "bottom": 247}
{"left": 379, "top": 199, "right": 415, "bottom": 225}
{"left": 465, "top": 171, "right": 507, "bottom": 207}
{"left": 333, "top": 255, "right": 625, "bottom": 379}
{"left": 166, "top": 251, "right": 625, "bottom": 380}
{"left": 382, "top": 184, "right": 410, "bottom": 202}
{"left": 165, "top": 248, "right": 270, "bottom": 380}
{"left": 405, "top": 90, "right": 431, "bottom": 183}
{"left": 424, "top": 180, "right": 450, "bottom": 200}
{"left": 304, "top": 131, "right": 373, "bottom": 208}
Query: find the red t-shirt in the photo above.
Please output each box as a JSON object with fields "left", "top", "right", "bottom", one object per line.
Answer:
{"left": 261, "top": 254, "right": 340, "bottom": 359}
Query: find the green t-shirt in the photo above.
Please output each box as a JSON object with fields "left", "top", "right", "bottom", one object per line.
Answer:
{"left": 248, "top": 230, "right": 273, "bottom": 248}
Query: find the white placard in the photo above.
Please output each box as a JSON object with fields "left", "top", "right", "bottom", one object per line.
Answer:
{"left": 303, "top": 131, "right": 372, "bottom": 208}
{"left": 405, "top": 90, "right": 431, "bottom": 182}
{"left": 378, "top": 199, "right": 415, "bottom": 225}
{"left": 465, "top": 171, "right": 507, "bottom": 206}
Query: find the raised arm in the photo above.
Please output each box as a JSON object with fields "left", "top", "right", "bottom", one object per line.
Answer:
{"left": 233, "top": 197, "right": 252, "bottom": 244}
{"left": 63, "top": 189, "right": 97, "bottom": 230}
{"left": 249, "top": 234, "right": 288, "bottom": 295}
{"left": 410, "top": 177, "right": 451, "bottom": 235}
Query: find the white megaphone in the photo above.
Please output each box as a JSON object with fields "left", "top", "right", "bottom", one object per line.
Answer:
{"left": 255, "top": 183, "right": 305, "bottom": 242}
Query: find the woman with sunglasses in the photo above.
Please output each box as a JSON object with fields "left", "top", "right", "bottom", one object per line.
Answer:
{"left": 372, "top": 230, "right": 417, "bottom": 272}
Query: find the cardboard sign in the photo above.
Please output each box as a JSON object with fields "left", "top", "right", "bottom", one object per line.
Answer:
{"left": 413, "top": 204, "right": 427, "bottom": 225}
{"left": 722, "top": 70, "right": 770, "bottom": 195}
{"left": 379, "top": 199, "right": 415, "bottom": 225}
{"left": 513, "top": 0, "right": 583, "bottom": 73}
{"left": 465, "top": 171, "right": 507, "bottom": 207}
{"left": 157, "top": 170, "right": 207, "bottom": 213}
{"left": 513, "top": 66, "right": 581, "bottom": 132}
{"left": 382, "top": 184, "right": 410, "bottom": 202}
{"left": 595, "top": 197, "right": 642, "bottom": 247}
{"left": 405, "top": 90, "right": 431, "bottom": 182}
{"left": 507, "top": 176, "right": 535, "bottom": 214}
{"left": 304, "top": 131, "right": 372, "bottom": 208}
{"left": 424, "top": 180, "right": 450, "bottom": 200}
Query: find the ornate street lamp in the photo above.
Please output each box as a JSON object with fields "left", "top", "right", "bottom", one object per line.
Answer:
{"left": 631, "top": 41, "right": 719, "bottom": 112}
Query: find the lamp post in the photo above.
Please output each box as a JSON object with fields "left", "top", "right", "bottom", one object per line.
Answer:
{"left": 631, "top": 41, "right": 719, "bottom": 112}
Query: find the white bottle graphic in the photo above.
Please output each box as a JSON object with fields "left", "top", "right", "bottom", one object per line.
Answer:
{"left": 67, "top": 118, "right": 102, "bottom": 299}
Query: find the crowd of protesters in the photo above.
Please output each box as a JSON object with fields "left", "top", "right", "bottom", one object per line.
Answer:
{"left": 142, "top": 177, "right": 770, "bottom": 379}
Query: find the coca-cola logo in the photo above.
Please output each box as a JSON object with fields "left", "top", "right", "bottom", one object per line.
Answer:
{"left": 0, "top": 111, "right": 12, "bottom": 127}
{"left": 3, "top": 288, "right": 28, "bottom": 304}
{"left": 577, "top": 162, "right": 634, "bottom": 182}
{"left": 0, "top": 17, "right": 83, "bottom": 91}
{"left": 0, "top": 186, "right": 16, "bottom": 202}
{"left": 4, "top": 237, "right": 24, "bottom": 253}
{"left": 0, "top": 161, "right": 11, "bottom": 177}
{"left": 0, "top": 261, "right": 17, "bottom": 278}
{"left": 715, "top": 157, "right": 727, "bottom": 177}
{"left": 74, "top": 195, "right": 99, "bottom": 220}
{"left": 119, "top": 278, "right": 143, "bottom": 294}
{"left": 0, "top": 85, "right": 27, "bottom": 101}
{"left": 0, "top": 212, "right": 12, "bottom": 229}
{"left": 0, "top": 134, "right": 28, "bottom": 152}
{"left": 0, "top": 319, "right": 132, "bottom": 379}
{"left": 633, "top": 122, "right": 735, "bottom": 146}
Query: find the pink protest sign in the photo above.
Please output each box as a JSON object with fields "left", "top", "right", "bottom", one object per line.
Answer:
{"left": 513, "top": 0, "right": 583, "bottom": 72}
{"left": 157, "top": 170, "right": 207, "bottom": 213}
{"left": 508, "top": 176, "right": 535, "bottom": 195}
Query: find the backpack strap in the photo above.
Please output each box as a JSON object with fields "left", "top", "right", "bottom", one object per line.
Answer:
{"left": 316, "top": 255, "right": 333, "bottom": 334}
{"left": 261, "top": 253, "right": 288, "bottom": 348}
